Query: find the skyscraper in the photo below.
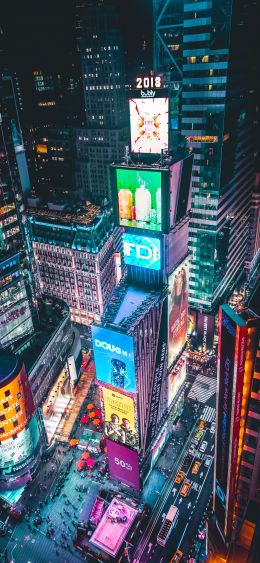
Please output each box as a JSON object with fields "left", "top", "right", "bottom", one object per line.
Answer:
{"left": 74, "top": 0, "right": 129, "bottom": 200}
{"left": 153, "top": 0, "right": 258, "bottom": 317}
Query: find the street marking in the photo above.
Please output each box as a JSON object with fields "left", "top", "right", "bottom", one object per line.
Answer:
{"left": 201, "top": 405, "right": 216, "bottom": 422}
{"left": 188, "top": 376, "right": 216, "bottom": 404}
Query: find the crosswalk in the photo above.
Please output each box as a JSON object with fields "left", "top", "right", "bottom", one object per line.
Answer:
{"left": 201, "top": 405, "right": 216, "bottom": 423}
{"left": 187, "top": 374, "right": 216, "bottom": 404}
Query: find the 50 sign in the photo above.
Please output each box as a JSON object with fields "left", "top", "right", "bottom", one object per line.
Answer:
{"left": 114, "top": 457, "right": 132, "bottom": 472}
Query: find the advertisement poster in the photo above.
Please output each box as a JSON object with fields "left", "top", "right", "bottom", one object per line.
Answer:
{"left": 197, "top": 312, "right": 215, "bottom": 352}
{"left": 116, "top": 168, "right": 162, "bottom": 231}
{"left": 103, "top": 388, "right": 138, "bottom": 449}
{"left": 168, "top": 259, "right": 189, "bottom": 368}
{"left": 0, "top": 366, "right": 34, "bottom": 442}
{"left": 123, "top": 233, "right": 161, "bottom": 271}
{"left": 168, "top": 355, "right": 186, "bottom": 407}
{"left": 0, "top": 416, "right": 41, "bottom": 477}
{"left": 106, "top": 439, "right": 140, "bottom": 490}
{"left": 129, "top": 97, "right": 168, "bottom": 154}
{"left": 92, "top": 325, "right": 136, "bottom": 393}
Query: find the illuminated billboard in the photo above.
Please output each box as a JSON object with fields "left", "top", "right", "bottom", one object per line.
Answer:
{"left": 0, "top": 415, "right": 41, "bottom": 477}
{"left": 168, "top": 355, "right": 186, "bottom": 407}
{"left": 103, "top": 387, "right": 138, "bottom": 449}
{"left": 168, "top": 258, "right": 189, "bottom": 368}
{"left": 129, "top": 97, "right": 168, "bottom": 154}
{"left": 214, "top": 305, "right": 247, "bottom": 540}
{"left": 106, "top": 439, "right": 140, "bottom": 490}
{"left": 0, "top": 365, "right": 34, "bottom": 443}
{"left": 197, "top": 312, "right": 215, "bottom": 353}
{"left": 92, "top": 325, "right": 135, "bottom": 393}
{"left": 116, "top": 168, "right": 162, "bottom": 231}
{"left": 123, "top": 233, "right": 161, "bottom": 271}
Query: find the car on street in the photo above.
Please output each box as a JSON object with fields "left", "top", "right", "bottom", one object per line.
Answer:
{"left": 191, "top": 460, "right": 201, "bottom": 475}
{"left": 204, "top": 455, "right": 213, "bottom": 467}
{"left": 182, "top": 454, "right": 193, "bottom": 468}
{"left": 188, "top": 444, "right": 197, "bottom": 456}
{"left": 210, "top": 421, "right": 216, "bottom": 433}
{"left": 170, "top": 549, "right": 183, "bottom": 562}
{"left": 174, "top": 470, "right": 186, "bottom": 484}
{"left": 199, "top": 440, "right": 208, "bottom": 453}
{"left": 180, "top": 479, "right": 192, "bottom": 497}
{"left": 198, "top": 419, "right": 206, "bottom": 430}
{"left": 191, "top": 430, "right": 204, "bottom": 445}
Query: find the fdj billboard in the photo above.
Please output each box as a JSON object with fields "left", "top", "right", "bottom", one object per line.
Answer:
{"left": 116, "top": 168, "right": 162, "bottom": 231}
{"left": 92, "top": 325, "right": 136, "bottom": 393}
{"left": 107, "top": 439, "right": 140, "bottom": 490}
{"left": 103, "top": 387, "right": 138, "bottom": 449}
{"left": 129, "top": 97, "right": 168, "bottom": 155}
{"left": 123, "top": 233, "right": 161, "bottom": 271}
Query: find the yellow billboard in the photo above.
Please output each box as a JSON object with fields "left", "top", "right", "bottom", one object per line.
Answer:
{"left": 102, "top": 387, "right": 138, "bottom": 449}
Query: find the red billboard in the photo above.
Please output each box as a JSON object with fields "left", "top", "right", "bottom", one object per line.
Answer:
{"left": 168, "top": 258, "right": 189, "bottom": 368}
{"left": 214, "top": 305, "right": 247, "bottom": 540}
{"left": 106, "top": 439, "right": 140, "bottom": 491}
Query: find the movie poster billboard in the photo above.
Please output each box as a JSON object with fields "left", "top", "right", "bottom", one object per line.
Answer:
{"left": 168, "top": 258, "right": 189, "bottom": 368}
{"left": 123, "top": 233, "right": 161, "bottom": 271}
{"left": 103, "top": 388, "right": 138, "bottom": 450}
{"left": 92, "top": 325, "right": 136, "bottom": 393}
{"left": 106, "top": 439, "right": 140, "bottom": 490}
{"left": 0, "top": 415, "right": 41, "bottom": 477}
{"left": 129, "top": 96, "right": 168, "bottom": 154}
{"left": 168, "top": 354, "right": 186, "bottom": 407}
{"left": 214, "top": 305, "right": 247, "bottom": 539}
{"left": 116, "top": 168, "right": 162, "bottom": 232}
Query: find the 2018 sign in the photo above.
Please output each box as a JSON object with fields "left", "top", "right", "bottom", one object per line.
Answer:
{"left": 123, "top": 233, "right": 161, "bottom": 271}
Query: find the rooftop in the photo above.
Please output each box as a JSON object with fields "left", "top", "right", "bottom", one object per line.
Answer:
{"left": 27, "top": 201, "right": 103, "bottom": 228}
{"left": 89, "top": 497, "right": 137, "bottom": 557}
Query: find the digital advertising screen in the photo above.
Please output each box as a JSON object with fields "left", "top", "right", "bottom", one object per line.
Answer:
{"left": 129, "top": 97, "right": 168, "bottom": 154}
{"left": 214, "top": 305, "right": 247, "bottom": 539}
{"left": 123, "top": 233, "right": 161, "bottom": 271}
{"left": 0, "top": 365, "right": 35, "bottom": 443}
{"left": 0, "top": 415, "right": 41, "bottom": 477}
{"left": 168, "top": 258, "right": 189, "bottom": 368}
{"left": 103, "top": 387, "right": 138, "bottom": 450}
{"left": 197, "top": 312, "right": 215, "bottom": 353}
{"left": 106, "top": 439, "right": 140, "bottom": 490}
{"left": 92, "top": 325, "right": 136, "bottom": 393}
{"left": 168, "top": 355, "right": 186, "bottom": 407}
{"left": 116, "top": 168, "right": 162, "bottom": 231}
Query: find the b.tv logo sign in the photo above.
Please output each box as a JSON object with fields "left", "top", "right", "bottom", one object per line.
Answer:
{"left": 123, "top": 233, "right": 161, "bottom": 271}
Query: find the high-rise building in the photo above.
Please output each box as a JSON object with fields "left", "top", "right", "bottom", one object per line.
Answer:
{"left": 153, "top": 0, "right": 258, "bottom": 317}
{"left": 28, "top": 201, "right": 116, "bottom": 326}
{"left": 245, "top": 172, "right": 260, "bottom": 280}
{"left": 213, "top": 294, "right": 260, "bottom": 547}
{"left": 74, "top": 0, "right": 129, "bottom": 200}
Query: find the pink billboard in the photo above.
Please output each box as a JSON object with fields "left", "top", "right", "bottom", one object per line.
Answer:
{"left": 107, "top": 439, "right": 140, "bottom": 491}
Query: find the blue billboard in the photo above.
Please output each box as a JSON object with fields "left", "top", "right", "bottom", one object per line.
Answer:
{"left": 91, "top": 326, "right": 136, "bottom": 393}
{"left": 123, "top": 233, "right": 161, "bottom": 271}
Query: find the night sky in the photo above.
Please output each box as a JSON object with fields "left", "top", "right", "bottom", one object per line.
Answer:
{"left": 1, "top": 0, "right": 152, "bottom": 72}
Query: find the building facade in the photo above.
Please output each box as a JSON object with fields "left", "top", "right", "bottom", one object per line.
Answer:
{"left": 28, "top": 202, "right": 116, "bottom": 326}
{"left": 153, "top": 0, "right": 258, "bottom": 314}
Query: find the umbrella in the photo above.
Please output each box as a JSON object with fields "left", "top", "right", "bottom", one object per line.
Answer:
{"left": 86, "top": 458, "right": 95, "bottom": 468}
{"left": 95, "top": 409, "right": 102, "bottom": 417}
{"left": 86, "top": 403, "right": 94, "bottom": 410}
{"left": 81, "top": 416, "right": 88, "bottom": 424}
{"left": 69, "top": 439, "right": 79, "bottom": 447}
{"left": 81, "top": 451, "right": 90, "bottom": 460}
{"left": 92, "top": 418, "right": 100, "bottom": 426}
{"left": 88, "top": 411, "right": 95, "bottom": 419}
{"left": 76, "top": 460, "right": 85, "bottom": 471}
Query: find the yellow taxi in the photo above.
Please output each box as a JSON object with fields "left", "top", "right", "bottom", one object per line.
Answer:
{"left": 174, "top": 470, "right": 186, "bottom": 484}
{"left": 198, "top": 419, "right": 206, "bottom": 430}
{"left": 170, "top": 549, "right": 183, "bottom": 562}
{"left": 191, "top": 460, "right": 201, "bottom": 475}
{"left": 180, "top": 479, "right": 192, "bottom": 497}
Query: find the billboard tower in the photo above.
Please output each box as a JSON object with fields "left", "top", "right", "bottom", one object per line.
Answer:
{"left": 92, "top": 73, "right": 193, "bottom": 489}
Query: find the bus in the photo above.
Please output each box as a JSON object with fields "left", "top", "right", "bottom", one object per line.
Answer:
{"left": 157, "top": 505, "right": 179, "bottom": 547}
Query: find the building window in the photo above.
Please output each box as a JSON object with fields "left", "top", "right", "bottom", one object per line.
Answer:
{"left": 15, "top": 405, "right": 21, "bottom": 413}
{"left": 0, "top": 428, "right": 5, "bottom": 434}
{"left": 4, "top": 390, "right": 11, "bottom": 397}
{"left": 3, "top": 401, "right": 9, "bottom": 409}
{"left": 12, "top": 434, "right": 18, "bottom": 440}
{"left": 0, "top": 414, "right": 6, "bottom": 421}
{"left": 13, "top": 420, "right": 18, "bottom": 428}
{"left": 17, "top": 392, "right": 22, "bottom": 399}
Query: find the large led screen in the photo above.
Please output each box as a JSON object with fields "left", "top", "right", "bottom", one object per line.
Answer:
{"left": 123, "top": 233, "right": 161, "bottom": 271}
{"left": 116, "top": 168, "right": 162, "bottom": 231}
{"left": 0, "top": 416, "right": 41, "bottom": 477}
{"left": 106, "top": 439, "right": 140, "bottom": 490}
{"left": 168, "top": 258, "right": 189, "bottom": 367}
{"left": 168, "top": 355, "right": 186, "bottom": 407}
{"left": 129, "top": 97, "right": 168, "bottom": 154}
{"left": 92, "top": 325, "right": 135, "bottom": 393}
{"left": 103, "top": 388, "right": 138, "bottom": 449}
